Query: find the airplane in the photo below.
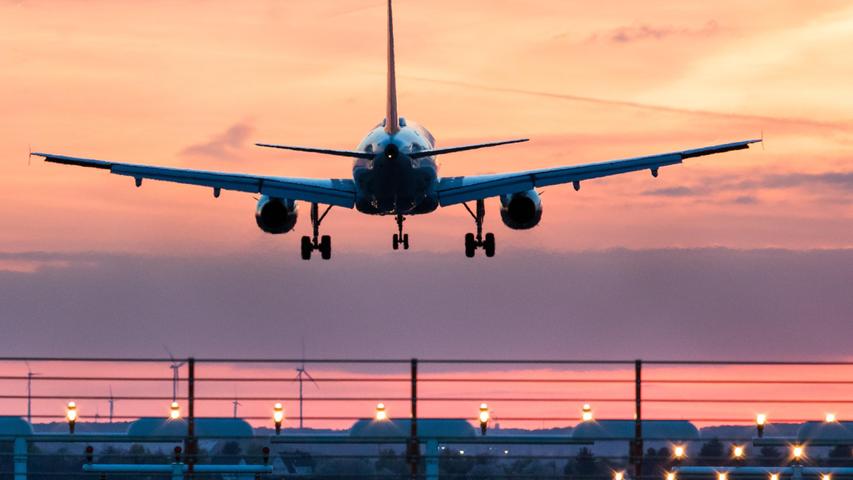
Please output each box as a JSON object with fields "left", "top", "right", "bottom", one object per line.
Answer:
{"left": 33, "top": 0, "right": 760, "bottom": 260}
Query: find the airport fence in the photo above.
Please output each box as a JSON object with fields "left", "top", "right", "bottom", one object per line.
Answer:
{"left": 0, "top": 357, "right": 852, "bottom": 479}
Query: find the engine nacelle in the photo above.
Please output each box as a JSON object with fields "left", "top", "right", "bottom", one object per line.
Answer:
{"left": 500, "top": 190, "right": 542, "bottom": 230}
{"left": 255, "top": 196, "right": 298, "bottom": 234}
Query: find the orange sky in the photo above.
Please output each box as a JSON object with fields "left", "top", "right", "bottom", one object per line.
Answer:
{"left": 1, "top": 0, "right": 852, "bottom": 258}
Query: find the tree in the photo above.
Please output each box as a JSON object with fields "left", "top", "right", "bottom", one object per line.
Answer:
{"left": 698, "top": 439, "right": 725, "bottom": 465}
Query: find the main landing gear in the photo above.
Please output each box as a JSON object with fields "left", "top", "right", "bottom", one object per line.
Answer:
{"left": 301, "top": 203, "right": 333, "bottom": 260}
{"left": 463, "top": 199, "right": 495, "bottom": 258}
{"left": 392, "top": 214, "right": 410, "bottom": 250}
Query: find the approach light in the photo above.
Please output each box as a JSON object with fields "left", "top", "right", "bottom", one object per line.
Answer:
{"left": 375, "top": 403, "right": 388, "bottom": 421}
{"left": 581, "top": 404, "right": 593, "bottom": 422}
{"left": 825, "top": 413, "right": 837, "bottom": 423}
{"left": 614, "top": 471, "right": 626, "bottom": 480}
{"left": 756, "top": 413, "right": 767, "bottom": 438}
{"left": 770, "top": 474, "right": 779, "bottom": 480}
{"left": 718, "top": 473, "right": 728, "bottom": 480}
{"left": 273, "top": 403, "right": 285, "bottom": 435}
{"left": 479, "top": 403, "right": 490, "bottom": 435}
{"left": 673, "top": 445, "right": 686, "bottom": 460}
{"left": 169, "top": 401, "right": 181, "bottom": 420}
{"left": 792, "top": 445, "right": 805, "bottom": 461}
{"left": 732, "top": 445, "right": 745, "bottom": 459}
{"left": 66, "top": 401, "right": 78, "bottom": 434}
{"left": 822, "top": 474, "right": 831, "bottom": 480}
{"left": 666, "top": 472, "right": 677, "bottom": 480}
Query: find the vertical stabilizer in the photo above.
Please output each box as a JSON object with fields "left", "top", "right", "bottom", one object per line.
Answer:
{"left": 384, "top": 0, "right": 399, "bottom": 134}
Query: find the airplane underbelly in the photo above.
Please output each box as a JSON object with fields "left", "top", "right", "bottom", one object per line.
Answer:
{"left": 354, "top": 164, "right": 438, "bottom": 215}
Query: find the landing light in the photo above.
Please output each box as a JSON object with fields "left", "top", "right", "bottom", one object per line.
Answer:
{"left": 718, "top": 472, "right": 728, "bottom": 480}
{"left": 825, "top": 413, "right": 837, "bottom": 423}
{"left": 792, "top": 445, "right": 805, "bottom": 461}
{"left": 673, "top": 445, "right": 686, "bottom": 460}
{"left": 581, "top": 404, "right": 593, "bottom": 422}
{"left": 614, "top": 471, "right": 625, "bottom": 480}
{"left": 756, "top": 413, "right": 767, "bottom": 438}
{"left": 66, "top": 401, "right": 78, "bottom": 434}
{"left": 273, "top": 403, "right": 285, "bottom": 435}
{"left": 375, "top": 403, "right": 388, "bottom": 421}
{"left": 478, "top": 403, "right": 490, "bottom": 435}
{"left": 169, "top": 401, "right": 181, "bottom": 420}
{"left": 732, "top": 445, "right": 745, "bottom": 459}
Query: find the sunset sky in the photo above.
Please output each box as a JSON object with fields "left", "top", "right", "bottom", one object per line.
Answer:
{"left": 1, "top": 0, "right": 853, "bottom": 420}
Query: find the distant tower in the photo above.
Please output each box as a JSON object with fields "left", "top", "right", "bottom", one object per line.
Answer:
{"left": 232, "top": 398, "right": 241, "bottom": 419}
{"left": 164, "top": 347, "right": 186, "bottom": 402}
{"left": 25, "top": 361, "right": 40, "bottom": 425}
{"left": 295, "top": 339, "right": 318, "bottom": 430}
{"left": 108, "top": 386, "right": 115, "bottom": 423}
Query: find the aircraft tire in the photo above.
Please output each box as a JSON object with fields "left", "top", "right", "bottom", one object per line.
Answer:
{"left": 320, "top": 235, "right": 332, "bottom": 260}
{"left": 465, "top": 233, "right": 476, "bottom": 258}
{"left": 301, "top": 236, "right": 312, "bottom": 260}
{"left": 484, "top": 233, "right": 495, "bottom": 257}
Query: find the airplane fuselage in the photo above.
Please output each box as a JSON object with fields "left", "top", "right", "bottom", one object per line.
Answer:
{"left": 353, "top": 120, "right": 440, "bottom": 215}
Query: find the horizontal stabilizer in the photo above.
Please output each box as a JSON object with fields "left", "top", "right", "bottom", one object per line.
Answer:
{"left": 256, "top": 143, "right": 374, "bottom": 159}
{"left": 409, "top": 138, "right": 529, "bottom": 159}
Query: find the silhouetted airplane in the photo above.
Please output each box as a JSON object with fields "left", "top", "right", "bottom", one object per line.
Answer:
{"left": 34, "top": 0, "right": 760, "bottom": 260}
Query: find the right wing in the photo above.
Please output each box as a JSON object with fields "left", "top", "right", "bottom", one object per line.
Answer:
{"left": 34, "top": 152, "right": 356, "bottom": 208}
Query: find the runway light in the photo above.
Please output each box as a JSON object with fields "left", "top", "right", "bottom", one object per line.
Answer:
{"left": 66, "top": 401, "right": 78, "bottom": 434}
{"left": 273, "top": 403, "right": 285, "bottom": 435}
{"left": 770, "top": 474, "right": 779, "bottom": 480}
{"left": 375, "top": 403, "right": 387, "bottom": 421}
{"left": 732, "top": 445, "right": 745, "bottom": 459}
{"left": 673, "top": 445, "right": 687, "bottom": 460}
{"left": 718, "top": 472, "right": 728, "bottom": 480}
{"left": 792, "top": 445, "right": 805, "bottom": 461}
{"left": 756, "top": 413, "right": 767, "bottom": 438}
{"left": 459, "top": 450, "right": 465, "bottom": 455}
{"left": 666, "top": 472, "right": 677, "bottom": 480}
{"left": 581, "top": 404, "right": 593, "bottom": 422}
{"left": 479, "top": 403, "right": 490, "bottom": 436}
{"left": 614, "top": 471, "right": 625, "bottom": 480}
{"left": 821, "top": 474, "right": 831, "bottom": 480}
{"left": 169, "top": 401, "right": 181, "bottom": 420}
{"left": 825, "top": 413, "right": 837, "bottom": 423}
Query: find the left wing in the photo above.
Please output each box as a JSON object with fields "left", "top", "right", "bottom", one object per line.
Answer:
{"left": 33, "top": 153, "right": 356, "bottom": 208}
{"left": 436, "top": 139, "right": 760, "bottom": 206}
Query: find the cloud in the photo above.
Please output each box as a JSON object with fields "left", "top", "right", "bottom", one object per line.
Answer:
{"left": 179, "top": 121, "right": 255, "bottom": 162}
{"left": 591, "top": 21, "right": 721, "bottom": 44}
{"left": 1, "top": 248, "right": 852, "bottom": 361}
{"left": 642, "top": 170, "right": 853, "bottom": 199}
{"left": 642, "top": 186, "right": 705, "bottom": 197}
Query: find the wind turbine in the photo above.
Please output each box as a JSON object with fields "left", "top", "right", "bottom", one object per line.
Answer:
{"left": 232, "top": 398, "right": 241, "bottom": 419}
{"left": 164, "top": 347, "right": 186, "bottom": 402}
{"left": 24, "top": 361, "right": 40, "bottom": 425}
{"left": 295, "top": 340, "right": 318, "bottom": 430}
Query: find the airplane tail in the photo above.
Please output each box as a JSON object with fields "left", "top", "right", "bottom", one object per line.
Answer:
{"left": 384, "top": 0, "right": 399, "bottom": 135}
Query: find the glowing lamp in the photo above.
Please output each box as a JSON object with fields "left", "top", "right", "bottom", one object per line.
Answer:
{"left": 614, "top": 471, "right": 625, "bottom": 480}
{"left": 718, "top": 472, "right": 728, "bottom": 480}
{"left": 66, "top": 401, "right": 78, "bottom": 434}
{"left": 825, "top": 413, "right": 837, "bottom": 423}
{"left": 169, "top": 401, "right": 181, "bottom": 420}
{"left": 581, "top": 404, "right": 593, "bottom": 422}
{"left": 792, "top": 445, "right": 805, "bottom": 461}
{"left": 666, "top": 472, "right": 677, "bottom": 480}
{"left": 756, "top": 413, "right": 767, "bottom": 438}
{"left": 770, "top": 474, "right": 779, "bottom": 480}
{"left": 673, "top": 445, "right": 686, "bottom": 460}
{"left": 822, "top": 475, "right": 831, "bottom": 480}
{"left": 375, "top": 403, "right": 388, "bottom": 421}
{"left": 733, "top": 445, "right": 745, "bottom": 459}
{"left": 478, "top": 403, "right": 490, "bottom": 435}
{"left": 273, "top": 403, "right": 285, "bottom": 435}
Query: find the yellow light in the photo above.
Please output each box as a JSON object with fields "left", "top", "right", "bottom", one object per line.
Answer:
{"left": 581, "top": 403, "right": 593, "bottom": 422}
{"left": 792, "top": 445, "right": 805, "bottom": 460}
{"left": 614, "top": 471, "right": 625, "bottom": 480}
{"left": 733, "top": 446, "right": 745, "bottom": 459}
{"left": 718, "top": 472, "right": 728, "bottom": 480}
{"left": 169, "top": 401, "right": 181, "bottom": 420}
{"left": 822, "top": 474, "right": 831, "bottom": 480}
{"left": 666, "top": 472, "right": 677, "bottom": 480}
{"left": 770, "top": 474, "right": 779, "bottom": 480}
{"left": 756, "top": 413, "right": 767, "bottom": 426}
{"left": 825, "top": 413, "right": 837, "bottom": 423}
{"left": 479, "top": 403, "right": 490, "bottom": 424}
{"left": 673, "top": 445, "right": 686, "bottom": 459}
{"left": 375, "top": 403, "right": 387, "bottom": 421}
{"left": 66, "top": 402, "right": 78, "bottom": 422}
{"left": 273, "top": 403, "right": 284, "bottom": 423}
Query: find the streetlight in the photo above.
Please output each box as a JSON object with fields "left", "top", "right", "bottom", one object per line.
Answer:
{"left": 825, "top": 413, "right": 837, "bottom": 423}
{"left": 169, "top": 401, "right": 181, "bottom": 420}
{"left": 666, "top": 472, "right": 677, "bottom": 480}
{"left": 770, "top": 474, "right": 779, "bottom": 480}
{"left": 66, "top": 401, "right": 78, "bottom": 434}
{"left": 581, "top": 404, "right": 593, "bottom": 422}
{"left": 273, "top": 403, "right": 285, "bottom": 435}
{"left": 673, "top": 445, "right": 686, "bottom": 461}
{"left": 478, "top": 403, "right": 490, "bottom": 436}
{"left": 732, "top": 445, "right": 745, "bottom": 460}
{"left": 375, "top": 403, "right": 388, "bottom": 421}
{"left": 821, "top": 474, "right": 832, "bottom": 480}
{"left": 613, "top": 471, "right": 625, "bottom": 480}
{"left": 792, "top": 445, "right": 805, "bottom": 462}
{"left": 718, "top": 472, "right": 728, "bottom": 480}
{"left": 756, "top": 413, "right": 767, "bottom": 438}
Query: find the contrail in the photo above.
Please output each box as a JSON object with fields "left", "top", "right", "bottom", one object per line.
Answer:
{"left": 404, "top": 75, "right": 850, "bottom": 133}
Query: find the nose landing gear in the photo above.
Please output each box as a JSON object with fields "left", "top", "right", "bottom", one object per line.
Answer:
{"left": 392, "top": 214, "right": 409, "bottom": 250}
{"left": 463, "top": 199, "right": 495, "bottom": 258}
{"left": 301, "top": 203, "right": 333, "bottom": 260}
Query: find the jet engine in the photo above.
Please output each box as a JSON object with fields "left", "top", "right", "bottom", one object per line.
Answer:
{"left": 255, "top": 196, "right": 298, "bottom": 234}
{"left": 500, "top": 190, "right": 542, "bottom": 230}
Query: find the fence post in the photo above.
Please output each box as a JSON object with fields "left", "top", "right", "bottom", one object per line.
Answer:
{"left": 186, "top": 357, "right": 196, "bottom": 479}
{"left": 633, "top": 359, "right": 643, "bottom": 480}
{"left": 409, "top": 358, "right": 419, "bottom": 480}
{"left": 13, "top": 437, "right": 26, "bottom": 480}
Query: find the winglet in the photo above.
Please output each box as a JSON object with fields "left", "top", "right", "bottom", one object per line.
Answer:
{"left": 27, "top": 144, "right": 32, "bottom": 167}
{"left": 384, "top": 0, "right": 399, "bottom": 135}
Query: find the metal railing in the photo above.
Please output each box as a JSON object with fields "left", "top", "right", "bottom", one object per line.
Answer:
{"left": 0, "top": 357, "right": 852, "bottom": 479}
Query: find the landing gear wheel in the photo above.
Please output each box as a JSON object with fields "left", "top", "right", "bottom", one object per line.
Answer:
{"left": 465, "top": 233, "right": 476, "bottom": 258}
{"left": 319, "top": 235, "right": 332, "bottom": 260}
{"left": 484, "top": 233, "right": 495, "bottom": 257}
{"left": 393, "top": 233, "right": 400, "bottom": 250}
{"left": 301, "top": 236, "right": 312, "bottom": 260}
{"left": 402, "top": 233, "right": 409, "bottom": 250}
{"left": 393, "top": 215, "right": 410, "bottom": 252}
